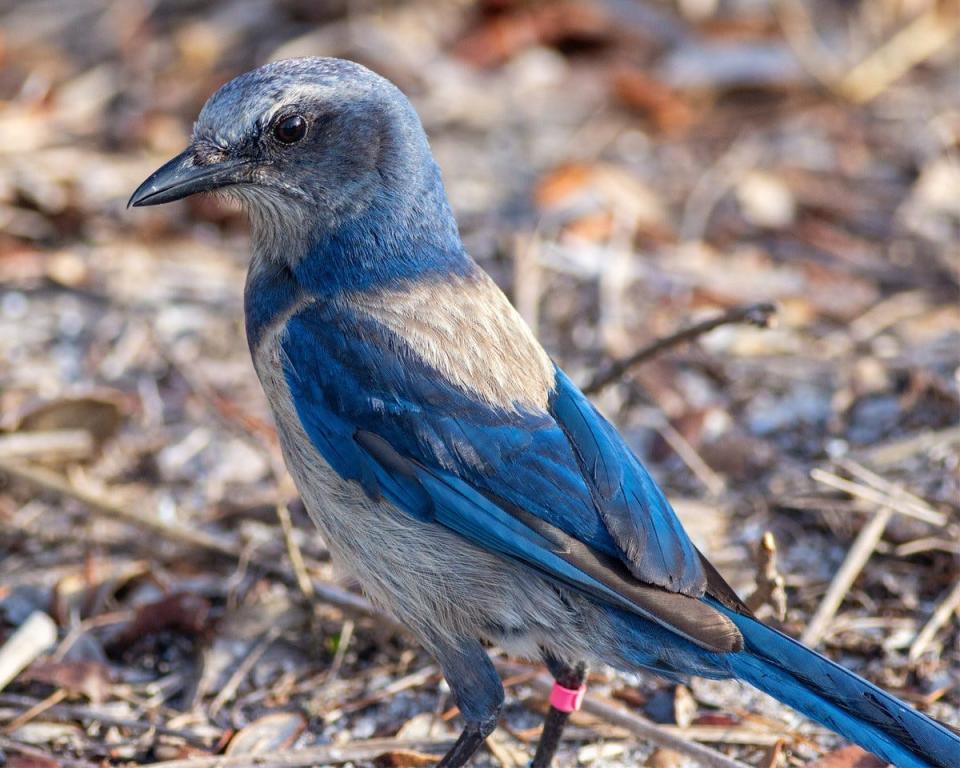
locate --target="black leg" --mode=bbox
[531,655,587,768]
[426,635,504,768]
[438,716,499,768]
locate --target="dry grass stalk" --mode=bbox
[0,612,58,693]
[909,580,960,661]
[801,505,896,647]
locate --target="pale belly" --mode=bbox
[251,332,601,662]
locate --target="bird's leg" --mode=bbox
[530,655,587,768]
[427,635,504,768]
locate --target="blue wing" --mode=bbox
[279,301,737,648]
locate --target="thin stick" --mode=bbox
[637,408,725,496]
[276,500,314,600]
[1,688,67,733]
[810,468,946,527]
[325,618,355,683]
[0,693,216,745]
[909,580,960,661]
[584,302,776,395]
[0,612,57,692]
[139,737,455,768]
[0,429,94,461]
[0,458,242,558]
[0,457,401,630]
[208,626,282,717]
[837,5,960,104]
[863,425,960,467]
[801,505,895,647]
[515,669,751,768]
[0,735,98,768]
[836,458,947,526]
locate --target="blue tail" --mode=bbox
[719,604,959,768]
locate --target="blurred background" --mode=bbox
[0,1,958,766]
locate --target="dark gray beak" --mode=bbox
[128,149,248,208]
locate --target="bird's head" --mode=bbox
[129,58,448,256]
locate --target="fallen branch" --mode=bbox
[0,693,216,745]
[140,737,455,768]
[810,468,946,527]
[502,663,751,768]
[801,505,895,647]
[0,458,241,558]
[0,612,57,692]
[0,429,94,461]
[909,580,960,661]
[584,302,776,395]
[836,4,960,103]
[0,734,98,768]
[0,457,405,632]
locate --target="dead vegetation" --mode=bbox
[0,1,958,766]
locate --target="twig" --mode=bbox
[0,612,57,692]
[837,458,947,526]
[583,303,776,394]
[0,458,242,558]
[0,693,217,745]
[1,688,67,733]
[800,505,895,647]
[139,737,455,768]
[837,4,960,103]
[0,429,94,461]
[862,425,960,467]
[647,726,786,747]
[209,626,282,717]
[513,232,542,336]
[323,665,440,720]
[745,532,787,621]
[325,618,355,683]
[810,468,946,526]
[0,734,98,768]
[0,457,402,631]
[909,580,960,661]
[502,664,751,768]
[276,499,314,601]
[636,408,725,496]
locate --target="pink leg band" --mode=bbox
[549,681,586,713]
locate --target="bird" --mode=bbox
[129,58,959,768]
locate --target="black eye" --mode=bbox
[274,114,307,144]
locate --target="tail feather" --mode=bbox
[719,603,959,768]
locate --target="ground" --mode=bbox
[0,1,958,767]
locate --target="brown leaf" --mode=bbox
[694,712,742,726]
[14,394,126,445]
[611,685,647,708]
[375,750,442,767]
[455,2,610,68]
[22,659,113,703]
[224,712,306,755]
[108,592,211,651]
[5,756,62,768]
[809,746,887,768]
[646,747,685,768]
[613,68,696,133]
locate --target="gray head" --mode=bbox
[129,58,447,256]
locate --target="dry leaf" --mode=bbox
[809,746,887,768]
[22,659,113,703]
[224,711,306,755]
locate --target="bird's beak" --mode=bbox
[128,148,249,208]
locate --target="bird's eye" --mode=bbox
[274,114,307,144]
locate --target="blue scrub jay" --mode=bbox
[130,58,958,767]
